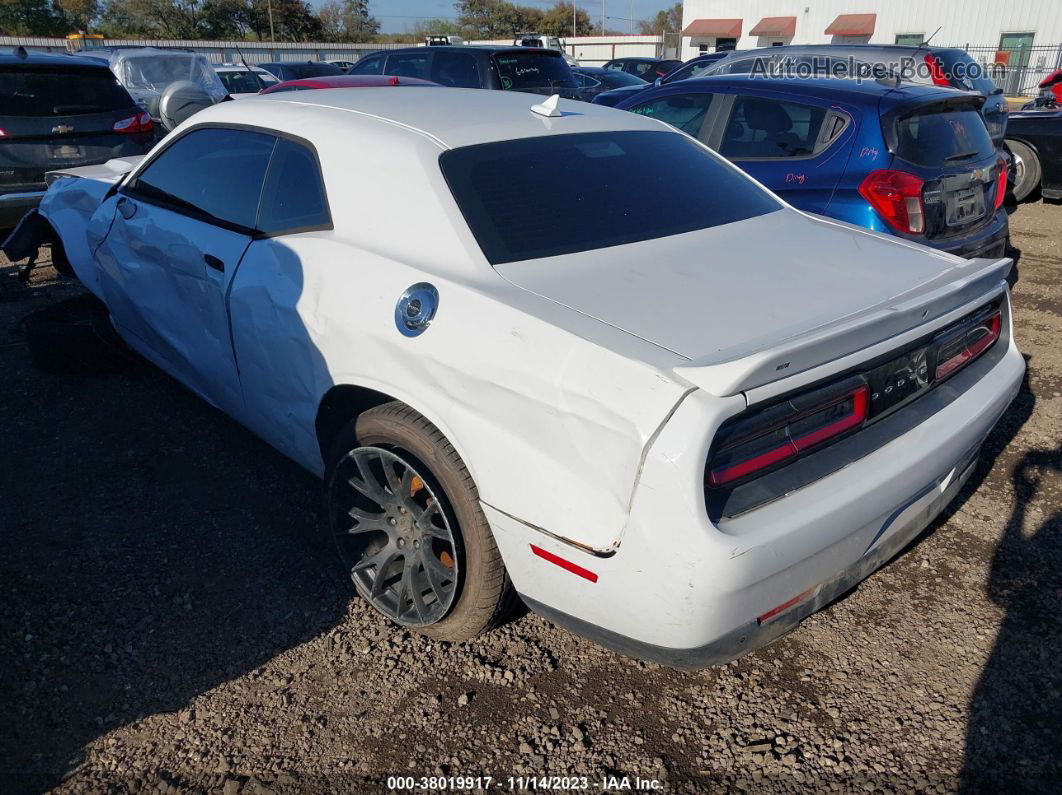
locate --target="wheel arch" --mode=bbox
[1005,135,1043,159]
[314,382,480,487]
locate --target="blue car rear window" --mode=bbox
[440,130,780,264]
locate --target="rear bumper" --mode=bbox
[0,190,45,232]
[490,316,1025,668]
[932,209,1010,260]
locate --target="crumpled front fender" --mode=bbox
[1,208,50,263]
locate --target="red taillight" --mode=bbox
[994,156,1007,210]
[707,384,869,487]
[934,310,1002,381]
[0,128,7,138]
[859,169,925,234]
[113,112,154,134]
[924,53,950,86]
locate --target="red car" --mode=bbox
[258,74,438,94]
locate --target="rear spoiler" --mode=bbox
[674,256,1013,397]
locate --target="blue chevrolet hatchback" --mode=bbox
[616,75,1009,260]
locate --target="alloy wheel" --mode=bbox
[331,446,459,626]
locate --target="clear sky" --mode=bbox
[367,0,677,35]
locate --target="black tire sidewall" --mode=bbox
[1008,140,1041,202]
[323,403,511,642]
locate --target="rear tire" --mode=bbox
[1008,140,1042,203]
[324,402,515,642]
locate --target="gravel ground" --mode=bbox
[1,204,1060,794]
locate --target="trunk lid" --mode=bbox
[494,209,1012,394]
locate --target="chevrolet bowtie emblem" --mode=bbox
[52,124,74,134]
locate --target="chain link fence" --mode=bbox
[956,43,1062,96]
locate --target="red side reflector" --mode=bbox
[530,544,598,582]
[758,588,813,624]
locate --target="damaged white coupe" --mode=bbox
[3,88,1024,668]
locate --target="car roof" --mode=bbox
[203,86,668,149]
[0,49,111,70]
[262,75,439,92]
[674,73,970,105]
[722,43,967,60]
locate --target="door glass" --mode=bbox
[131,127,275,229]
[431,51,480,87]
[258,138,331,235]
[350,56,383,75]
[628,93,714,137]
[385,53,432,79]
[720,96,827,159]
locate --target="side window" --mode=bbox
[719,96,828,159]
[350,56,383,75]
[632,62,655,77]
[431,51,480,88]
[257,138,331,235]
[130,127,275,230]
[629,93,715,137]
[386,53,431,79]
[604,61,623,71]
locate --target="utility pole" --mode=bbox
[268,0,276,43]
[630,0,633,34]
[601,0,604,35]
[572,1,576,38]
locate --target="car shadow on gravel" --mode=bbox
[960,442,1062,792]
[0,343,350,792]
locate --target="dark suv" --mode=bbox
[1,49,154,231]
[349,45,579,99]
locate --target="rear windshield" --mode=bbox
[217,70,269,94]
[0,67,132,117]
[286,63,343,78]
[934,50,1001,95]
[493,52,576,89]
[440,130,780,264]
[894,107,995,167]
[601,70,648,87]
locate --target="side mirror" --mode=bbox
[654,77,663,87]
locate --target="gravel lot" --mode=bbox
[1,204,1060,794]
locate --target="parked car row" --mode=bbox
[2,77,1027,668]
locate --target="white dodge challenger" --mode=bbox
[4,88,1023,668]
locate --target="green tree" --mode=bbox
[55,0,98,30]
[638,1,680,35]
[540,2,591,37]
[319,0,377,41]
[0,0,70,34]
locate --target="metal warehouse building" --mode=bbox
[680,0,1062,90]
